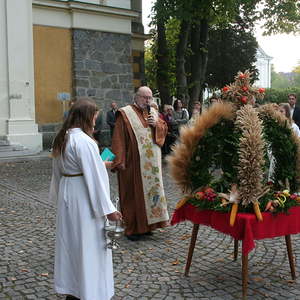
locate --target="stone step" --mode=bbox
[0,144,27,151]
[0,139,9,146]
[0,149,43,160]
[0,145,14,152]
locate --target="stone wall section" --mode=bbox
[73,29,134,112]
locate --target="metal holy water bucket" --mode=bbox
[104,196,124,250]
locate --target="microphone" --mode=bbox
[146,105,151,115]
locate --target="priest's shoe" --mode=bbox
[66,295,80,300]
[126,234,140,241]
[143,231,153,236]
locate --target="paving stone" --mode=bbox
[1,158,300,299]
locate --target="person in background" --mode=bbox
[106,102,118,138]
[171,99,189,137]
[189,101,201,125]
[150,101,159,111]
[162,105,176,155]
[50,98,122,300]
[93,110,103,147]
[209,95,220,106]
[279,102,300,137]
[288,93,300,129]
[111,86,169,241]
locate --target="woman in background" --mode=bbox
[279,102,300,137]
[50,98,121,300]
[171,99,189,137]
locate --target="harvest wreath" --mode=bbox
[168,71,300,226]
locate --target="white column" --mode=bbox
[3,0,42,151]
[0,0,9,136]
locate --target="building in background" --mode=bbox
[0,0,146,153]
[255,46,272,88]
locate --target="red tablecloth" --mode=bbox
[171,204,300,255]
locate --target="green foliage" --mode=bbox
[258,0,300,35]
[186,190,299,214]
[144,40,157,92]
[145,19,179,95]
[206,24,258,89]
[184,107,299,215]
[260,115,298,191]
[149,0,300,108]
[188,119,241,192]
[263,88,300,104]
[271,71,291,89]
[189,196,219,211]
[271,65,300,89]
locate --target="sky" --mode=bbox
[142,0,300,73]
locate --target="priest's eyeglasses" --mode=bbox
[137,94,153,100]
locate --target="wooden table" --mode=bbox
[171,204,300,299]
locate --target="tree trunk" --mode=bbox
[175,20,191,107]
[156,17,171,107]
[188,19,209,112]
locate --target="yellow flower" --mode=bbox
[282,189,290,197]
[146,148,154,158]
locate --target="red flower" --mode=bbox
[222,86,229,92]
[241,96,248,104]
[259,88,265,93]
[290,194,297,200]
[242,86,248,92]
[204,187,214,193]
[239,73,246,79]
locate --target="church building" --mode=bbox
[0,0,146,152]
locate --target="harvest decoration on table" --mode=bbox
[168,70,300,226]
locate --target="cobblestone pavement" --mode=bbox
[1,158,300,299]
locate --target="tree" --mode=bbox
[271,65,291,88]
[291,61,300,87]
[150,0,300,109]
[206,24,258,90]
[144,38,157,92]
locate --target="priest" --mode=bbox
[112,86,169,241]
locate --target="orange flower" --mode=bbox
[195,191,204,200]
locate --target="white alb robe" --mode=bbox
[49,128,116,300]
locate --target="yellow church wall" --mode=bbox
[33,25,72,124]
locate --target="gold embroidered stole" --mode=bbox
[121,105,169,224]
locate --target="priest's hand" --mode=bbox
[104,161,113,169]
[147,114,157,127]
[107,211,122,221]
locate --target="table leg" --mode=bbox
[285,235,296,280]
[184,224,199,276]
[234,239,238,261]
[242,252,248,300]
